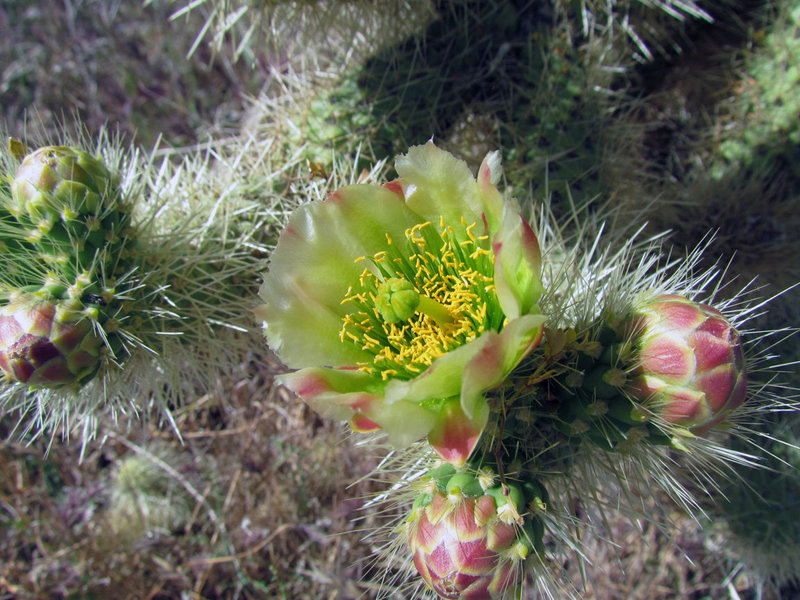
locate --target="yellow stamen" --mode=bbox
[339,220,498,378]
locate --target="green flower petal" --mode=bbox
[277,366,385,421]
[492,205,544,319]
[278,366,436,448]
[370,399,439,449]
[383,335,487,406]
[460,314,546,420]
[395,141,484,229]
[257,184,419,368]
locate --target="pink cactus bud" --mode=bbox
[407,492,523,600]
[627,294,746,433]
[0,296,102,388]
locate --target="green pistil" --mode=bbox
[416,295,454,327]
[375,278,420,322]
[376,277,454,326]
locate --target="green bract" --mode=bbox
[257,142,545,465]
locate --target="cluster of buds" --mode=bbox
[0,144,136,389]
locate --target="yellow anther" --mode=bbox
[470,247,492,259]
[363,333,381,346]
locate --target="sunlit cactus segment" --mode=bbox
[0,295,102,388]
[626,294,747,432]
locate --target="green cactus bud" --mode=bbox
[445,472,484,497]
[427,462,458,492]
[485,483,526,522]
[7,145,134,279]
[10,145,117,223]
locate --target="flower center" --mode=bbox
[340,218,502,380]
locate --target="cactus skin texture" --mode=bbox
[0,294,102,388]
[626,294,746,433]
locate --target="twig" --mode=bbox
[189,523,296,566]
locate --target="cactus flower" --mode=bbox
[256,142,545,465]
[626,294,746,433]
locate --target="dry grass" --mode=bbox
[0,1,264,149]
[561,492,768,600]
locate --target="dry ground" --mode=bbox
[0,351,779,599]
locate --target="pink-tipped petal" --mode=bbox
[350,413,381,432]
[690,329,736,371]
[427,399,485,467]
[695,366,737,413]
[460,314,546,420]
[658,387,708,423]
[476,151,504,234]
[640,334,695,384]
[651,297,707,331]
[492,209,543,320]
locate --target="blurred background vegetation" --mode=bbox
[1,0,799,598]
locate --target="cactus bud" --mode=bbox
[626,294,746,433]
[406,491,524,600]
[0,295,103,388]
